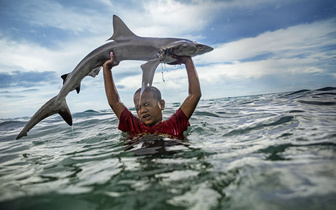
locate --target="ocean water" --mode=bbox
[0,87,335,210]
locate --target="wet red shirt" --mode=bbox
[118,108,190,140]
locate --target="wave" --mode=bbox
[284,86,336,97]
[285,89,311,96]
[257,142,336,161]
[72,109,110,118]
[222,115,296,137]
[294,86,336,106]
[298,100,336,106]
[0,121,27,131]
[315,87,336,91]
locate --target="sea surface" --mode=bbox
[0,87,335,210]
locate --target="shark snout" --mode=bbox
[200,44,214,54]
[205,45,214,52]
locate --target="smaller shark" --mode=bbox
[16,15,213,139]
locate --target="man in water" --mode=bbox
[103,52,201,140]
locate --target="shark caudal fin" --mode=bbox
[16,96,73,140]
[58,99,73,126]
[108,15,138,41]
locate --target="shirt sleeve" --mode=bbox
[166,108,190,138]
[175,108,190,131]
[118,108,141,132]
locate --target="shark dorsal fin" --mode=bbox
[108,15,138,41]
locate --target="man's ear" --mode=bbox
[160,100,165,110]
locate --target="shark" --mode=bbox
[16,15,213,139]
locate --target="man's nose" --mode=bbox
[139,106,147,113]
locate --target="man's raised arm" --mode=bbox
[174,55,202,119]
[103,52,126,119]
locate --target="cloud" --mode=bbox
[11,0,108,34]
[200,18,336,64]
[0,32,112,78]
[114,0,277,37]
[0,71,57,88]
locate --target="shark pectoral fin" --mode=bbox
[61,74,69,85]
[140,59,160,87]
[59,99,73,126]
[61,73,80,93]
[88,66,101,78]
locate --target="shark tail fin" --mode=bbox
[59,99,72,126]
[16,96,73,140]
[108,15,138,41]
[61,74,81,94]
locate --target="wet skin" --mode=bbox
[133,91,165,126]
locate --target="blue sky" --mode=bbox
[0,0,335,118]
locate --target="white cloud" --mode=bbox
[0,34,111,75]
[115,0,278,37]
[197,59,323,83]
[16,0,108,34]
[200,18,336,64]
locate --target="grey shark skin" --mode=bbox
[16,15,213,139]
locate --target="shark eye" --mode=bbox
[197,45,203,50]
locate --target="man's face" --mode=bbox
[133,91,165,126]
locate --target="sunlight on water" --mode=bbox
[0,87,336,209]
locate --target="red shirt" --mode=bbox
[118,108,190,140]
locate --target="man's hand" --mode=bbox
[168,55,192,65]
[103,52,119,70]
[172,55,192,64]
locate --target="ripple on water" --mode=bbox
[0,87,336,209]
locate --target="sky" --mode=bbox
[0,0,335,118]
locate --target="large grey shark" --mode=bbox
[16,15,213,139]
